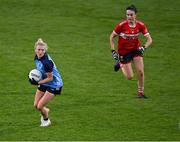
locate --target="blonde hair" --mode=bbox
[34,38,48,51]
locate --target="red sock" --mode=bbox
[138,88,144,96]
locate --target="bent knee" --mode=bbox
[34,104,42,110]
[33,104,38,109]
[137,70,144,77]
[36,104,43,110]
[126,75,133,80]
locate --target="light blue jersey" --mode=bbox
[34,53,63,88]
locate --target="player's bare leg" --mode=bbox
[133,56,146,98]
[121,63,134,80]
[37,92,54,126]
[43,107,50,118]
[34,90,44,109]
[37,91,54,119]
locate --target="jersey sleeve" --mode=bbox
[139,22,149,36]
[44,60,54,72]
[113,23,122,35]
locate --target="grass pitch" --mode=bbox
[0,0,180,141]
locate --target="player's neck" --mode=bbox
[128,20,136,27]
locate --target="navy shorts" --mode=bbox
[38,85,62,95]
[119,50,143,64]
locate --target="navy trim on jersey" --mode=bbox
[34,53,63,88]
[43,60,53,72]
[34,54,53,72]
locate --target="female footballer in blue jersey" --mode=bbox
[29,38,63,127]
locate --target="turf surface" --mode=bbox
[0,0,180,140]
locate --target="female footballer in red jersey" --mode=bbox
[109,5,152,98]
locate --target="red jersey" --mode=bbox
[113,20,149,55]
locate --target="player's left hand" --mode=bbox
[29,78,39,85]
[138,46,146,54]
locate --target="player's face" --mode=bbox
[126,10,136,23]
[35,45,46,58]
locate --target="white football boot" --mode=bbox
[40,118,51,127]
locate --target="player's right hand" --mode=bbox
[29,78,39,85]
[114,60,121,72]
[112,50,119,60]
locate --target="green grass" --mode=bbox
[0,0,180,140]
